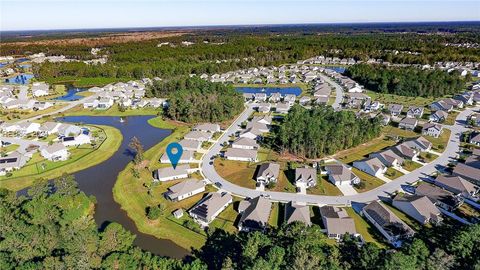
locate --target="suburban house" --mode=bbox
[255,162,280,185]
[40,143,69,161]
[164,179,206,201]
[62,133,91,147]
[0,151,29,175]
[406,106,424,118]
[269,92,282,102]
[97,98,114,109]
[294,167,317,188]
[257,103,272,113]
[189,192,233,226]
[57,123,82,137]
[184,131,212,142]
[299,96,311,105]
[469,132,480,146]
[415,183,463,211]
[320,206,357,240]
[452,163,480,185]
[370,149,404,167]
[254,93,267,102]
[159,150,194,164]
[353,157,387,177]
[435,175,479,201]
[284,202,311,226]
[153,164,190,182]
[246,121,269,133]
[238,196,272,232]
[17,122,41,136]
[429,110,449,123]
[430,100,453,112]
[224,148,258,162]
[388,104,404,116]
[362,201,414,247]
[404,137,432,152]
[392,194,443,225]
[31,82,50,97]
[275,102,291,114]
[284,94,296,105]
[239,128,262,140]
[392,142,419,160]
[231,137,259,150]
[251,115,272,125]
[465,149,480,169]
[422,123,444,138]
[179,139,202,151]
[193,123,220,133]
[325,164,360,186]
[398,117,418,130]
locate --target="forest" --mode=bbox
[0,31,476,86]
[345,64,466,97]
[272,105,382,158]
[161,77,244,123]
[1,175,479,270]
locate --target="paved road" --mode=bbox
[17,93,99,124]
[318,73,343,111]
[201,103,478,206]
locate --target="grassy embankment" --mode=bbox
[0,125,122,191]
[62,104,161,117]
[43,76,134,88]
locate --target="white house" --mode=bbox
[153,165,190,181]
[62,133,91,146]
[353,157,387,177]
[40,143,69,161]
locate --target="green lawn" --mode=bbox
[445,111,460,125]
[382,126,419,139]
[1,104,67,122]
[403,160,422,171]
[214,159,257,189]
[419,152,439,163]
[352,169,385,192]
[345,207,386,248]
[384,203,421,231]
[269,202,281,228]
[426,129,451,153]
[385,167,404,180]
[307,176,343,196]
[0,125,122,191]
[1,144,19,154]
[336,136,396,164]
[366,91,435,107]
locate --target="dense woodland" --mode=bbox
[345,64,467,97]
[272,105,382,158]
[1,175,479,269]
[0,31,477,87]
[160,77,244,123]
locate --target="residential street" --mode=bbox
[201,103,478,206]
[318,73,343,110]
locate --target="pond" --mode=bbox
[53,86,88,101]
[235,86,302,96]
[55,116,189,258]
[4,73,34,84]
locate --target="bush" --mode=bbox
[146,204,164,220]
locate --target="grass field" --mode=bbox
[1,104,66,122]
[1,144,19,153]
[352,168,385,192]
[345,207,386,248]
[336,136,396,164]
[445,111,460,125]
[426,129,451,153]
[403,160,423,171]
[62,104,161,117]
[419,152,439,163]
[307,176,343,196]
[385,167,404,180]
[44,76,134,88]
[0,125,122,191]
[214,159,257,189]
[113,117,215,250]
[366,91,435,107]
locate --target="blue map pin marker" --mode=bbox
[166,142,183,169]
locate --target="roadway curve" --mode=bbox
[201,104,478,206]
[318,73,343,111]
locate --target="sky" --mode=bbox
[1,0,479,31]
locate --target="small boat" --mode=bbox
[119,117,125,123]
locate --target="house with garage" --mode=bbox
[452,163,480,185]
[469,132,480,146]
[294,167,317,188]
[429,110,449,123]
[57,123,82,137]
[255,162,280,185]
[184,130,212,142]
[231,137,259,150]
[353,157,387,177]
[415,183,463,211]
[33,101,53,111]
[370,149,404,167]
[362,201,414,247]
[325,163,360,186]
[164,179,205,201]
[435,175,479,201]
[406,106,424,118]
[62,133,91,147]
[31,82,50,97]
[404,137,432,152]
[284,94,296,105]
[392,194,443,225]
[392,143,419,160]
[238,196,272,232]
[285,202,311,226]
[422,123,444,138]
[17,122,41,136]
[224,148,258,162]
[40,143,69,161]
[193,123,221,133]
[239,128,262,140]
[38,122,61,137]
[0,151,29,175]
[388,104,403,116]
[178,139,202,152]
[257,103,272,113]
[269,92,282,103]
[160,150,195,164]
[430,100,453,112]
[189,192,232,226]
[97,98,114,109]
[153,165,191,182]
[398,117,418,130]
[320,206,357,240]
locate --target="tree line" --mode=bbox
[345,64,466,97]
[160,77,244,123]
[271,105,382,158]
[1,175,479,269]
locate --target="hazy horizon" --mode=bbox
[1,0,479,32]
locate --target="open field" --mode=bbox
[352,168,385,192]
[0,125,122,191]
[366,91,435,107]
[214,159,257,189]
[0,143,19,153]
[336,136,395,164]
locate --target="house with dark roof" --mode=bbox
[320,206,357,240]
[325,164,360,186]
[362,201,414,247]
[392,194,442,225]
[392,143,419,160]
[398,117,418,131]
[189,192,233,226]
[415,183,463,211]
[404,137,432,152]
[255,163,280,185]
[238,196,272,232]
[422,123,443,138]
[452,163,480,185]
[388,104,404,116]
[285,202,311,226]
[469,132,480,146]
[435,175,479,201]
[429,110,449,123]
[370,149,404,167]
